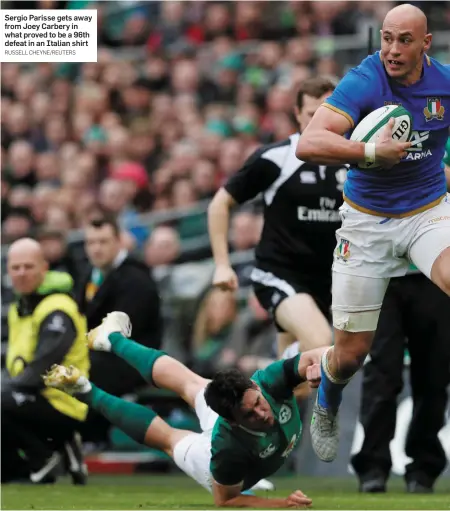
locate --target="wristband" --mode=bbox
[364,142,376,164]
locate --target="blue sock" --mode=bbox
[241,490,255,496]
[317,350,349,414]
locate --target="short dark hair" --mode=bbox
[88,215,120,237]
[204,369,254,422]
[296,76,337,110]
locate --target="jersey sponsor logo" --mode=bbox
[299,171,317,184]
[279,404,292,424]
[405,130,432,161]
[384,101,402,106]
[335,167,347,192]
[259,443,277,459]
[423,97,445,121]
[428,215,450,225]
[281,434,298,458]
[298,197,341,223]
[335,238,351,262]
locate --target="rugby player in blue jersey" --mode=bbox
[296,3,450,463]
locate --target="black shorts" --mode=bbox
[250,264,332,332]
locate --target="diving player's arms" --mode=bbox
[445,165,450,190]
[212,480,312,508]
[296,106,411,169]
[208,188,239,291]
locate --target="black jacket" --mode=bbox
[79,256,162,350]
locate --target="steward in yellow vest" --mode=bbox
[7,270,90,421]
[3,238,90,484]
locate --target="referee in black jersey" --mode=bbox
[208,76,347,356]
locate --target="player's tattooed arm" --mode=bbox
[212,480,312,508]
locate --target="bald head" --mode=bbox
[8,237,48,294]
[380,3,431,86]
[383,4,428,35]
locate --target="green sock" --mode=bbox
[108,332,166,385]
[80,384,157,444]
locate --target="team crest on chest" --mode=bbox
[424,97,445,121]
[279,404,292,424]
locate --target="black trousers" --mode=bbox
[351,274,450,485]
[1,391,81,482]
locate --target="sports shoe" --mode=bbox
[86,311,132,352]
[42,365,91,395]
[251,478,275,491]
[30,452,61,484]
[310,394,339,462]
[63,432,88,485]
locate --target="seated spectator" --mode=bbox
[190,287,237,377]
[144,225,181,268]
[79,215,163,445]
[2,238,89,484]
[218,291,277,376]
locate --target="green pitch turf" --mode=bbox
[2,474,450,509]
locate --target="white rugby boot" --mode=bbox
[251,478,275,491]
[86,311,132,351]
[43,365,91,395]
[310,393,340,462]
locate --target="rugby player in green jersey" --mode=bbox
[44,312,323,508]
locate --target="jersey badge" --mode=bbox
[281,434,298,458]
[335,238,351,262]
[279,404,292,424]
[424,97,445,121]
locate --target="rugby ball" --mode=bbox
[350,105,412,169]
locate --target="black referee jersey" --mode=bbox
[225,133,347,276]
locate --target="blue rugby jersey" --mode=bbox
[324,52,450,217]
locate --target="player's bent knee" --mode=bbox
[332,308,381,332]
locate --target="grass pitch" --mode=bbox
[2,474,450,510]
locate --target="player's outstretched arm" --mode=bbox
[212,481,312,508]
[297,346,328,388]
[208,188,239,291]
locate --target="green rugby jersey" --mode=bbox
[210,355,302,490]
[444,137,450,166]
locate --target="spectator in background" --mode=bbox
[230,211,260,286]
[190,287,237,378]
[36,227,80,287]
[218,291,277,376]
[2,238,89,484]
[2,207,34,243]
[79,215,163,445]
[144,225,181,268]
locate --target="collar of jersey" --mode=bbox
[238,425,267,437]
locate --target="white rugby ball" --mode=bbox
[350,104,412,169]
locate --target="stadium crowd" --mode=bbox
[1,0,450,487]
[3,1,449,252]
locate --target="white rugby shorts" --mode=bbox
[332,195,450,309]
[172,389,218,492]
